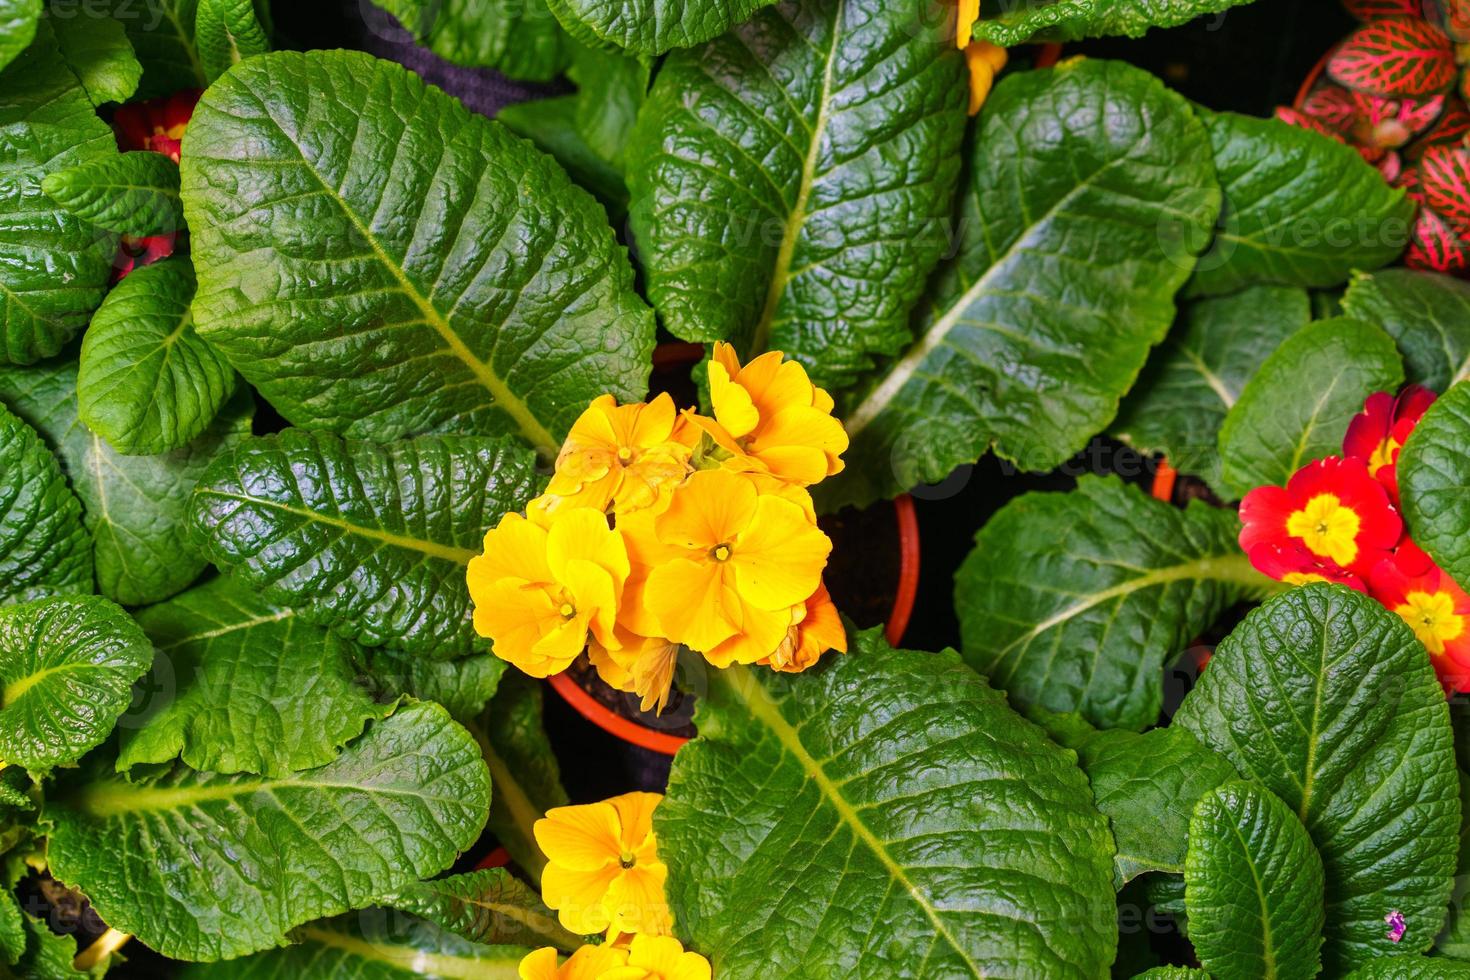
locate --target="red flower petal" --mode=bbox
[1344,391,1397,459]
[1369,541,1470,689]
[1248,541,1368,592]
[1327,17,1457,97]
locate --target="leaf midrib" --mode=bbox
[72,772,467,817]
[294,924,522,979]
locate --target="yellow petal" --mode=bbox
[475,580,564,672]
[535,801,622,870]
[709,358,759,439]
[588,637,636,692]
[626,935,713,980]
[607,791,662,853]
[605,863,673,937]
[730,495,831,609]
[547,508,629,588]
[646,559,739,652]
[628,393,678,448]
[750,405,848,484]
[541,862,620,935]
[528,611,592,674]
[957,0,979,48]
[560,944,634,980]
[471,512,552,588]
[518,947,562,980]
[560,558,620,652]
[656,468,757,551]
[704,600,795,667]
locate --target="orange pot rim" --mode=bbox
[1152,458,1178,503]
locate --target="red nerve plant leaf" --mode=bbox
[1328,16,1457,97]
[1421,144,1470,227]
[1343,0,1427,20]
[1407,205,1470,272]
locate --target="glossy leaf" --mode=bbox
[1112,285,1310,497]
[50,7,142,105]
[627,0,967,388]
[355,647,506,724]
[195,0,269,81]
[48,700,491,961]
[0,595,151,771]
[972,0,1259,44]
[1423,145,1470,229]
[383,869,582,952]
[1343,268,1470,390]
[480,673,567,884]
[119,576,393,777]
[545,0,777,55]
[187,428,539,659]
[369,0,568,81]
[829,59,1218,508]
[1218,318,1403,498]
[658,628,1118,978]
[955,475,1272,730]
[1328,16,1456,97]
[498,95,629,221]
[1175,585,1460,973]
[181,49,654,456]
[42,150,183,238]
[0,405,91,605]
[1347,960,1470,979]
[0,0,38,71]
[1433,771,1470,959]
[1400,382,1470,587]
[1185,781,1326,980]
[103,0,207,98]
[1407,205,1470,274]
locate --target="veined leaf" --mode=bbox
[828,59,1218,508]
[498,96,629,221]
[195,0,269,81]
[1112,285,1310,498]
[0,357,255,607]
[1344,269,1470,391]
[102,0,207,98]
[567,43,646,170]
[1175,585,1460,973]
[478,673,567,884]
[48,700,491,961]
[187,428,539,659]
[1347,960,1470,979]
[627,0,966,388]
[181,49,654,456]
[1423,145,1470,230]
[1187,111,1416,297]
[369,0,568,81]
[0,595,151,772]
[42,150,183,238]
[355,647,506,724]
[1328,16,1457,97]
[0,21,118,366]
[13,912,97,979]
[973,0,1260,45]
[657,628,1118,978]
[1185,781,1326,980]
[382,869,582,952]
[1130,970,1211,979]
[51,7,142,105]
[119,576,393,777]
[1218,318,1403,498]
[1400,382,1470,587]
[955,475,1272,730]
[545,0,778,55]
[0,0,39,71]
[0,890,21,966]
[0,405,91,605]
[1433,771,1470,959]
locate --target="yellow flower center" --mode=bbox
[711,544,732,562]
[1285,493,1361,568]
[1367,437,1400,478]
[558,601,576,620]
[1395,590,1465,655]
[617,445,634,464]
[619,851,637,869]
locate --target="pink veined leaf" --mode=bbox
[1399,93,1449,134]
[1302,83,1359,130]
[1343,0,1428,19]
[1327,16,1457,97]
[1407,205,1470,273]
[1381,149,1406,181]
[1421,143,1470,227]
[1350,91,1446,146]
[1406,96,1470,157]
[1399,163,1425,203]
[1357,142,1391,164]
[1427,0,1470,39]
[1276,106,1350,144]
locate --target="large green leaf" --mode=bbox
[0,0,39,71]
[478,673,567,884]
[1218,318,1403,499]
[369,0,568,81]
[0,357,255,607]
[828,59,1218,508]
[194,0,269,81]
[355,647,506,724]
[1343,269,1470,391]
[0,595,151,771]
[187,428,539,659]
[382,869,582,952]
[104,0,207,98]
[1400,381,1470,587]
[181,49,654,456]
[1434,771,1470,959]
[0,21,118,366]
[657,627,1118,978]
[1188,112,1415,297]
[974,0,1260,44]
[1112,286,1310,498]
[77,258,236,455]
[42,150,184,238]
[119,576,392,777]
[1185,780,1325,980]
[545,0,777,55]
[955,475,1272,730]
[498,96,629,222]
[0,405,91,605]
[1175,585,1460,974]
[51,8,142,105]
[1347,961,1470,979]
[627,0,966,388]
[48,700,491,961]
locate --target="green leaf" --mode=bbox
[1218,318,1403,499]
[0,357,256,607]
[627,0,966,388]
[478,673,567,884]
[567,43,646,169]
[1433,771,1470,959]
[195,0,268,81]
[1130,970,1211,979]
[42,150,184,238]
[497,96,629,221]
[545,0,777,55]
[187,428,539,659]
[1185,780,1325,980]
[0,889,22,966]
[50,6,142,104]
[1347,960,1470,979]
[1112,286,1311,498]
[13,913,95,979]
[355,647,506,724]
[1400,381,1470,587]
[828,59,1218,509]
[181,49,654,456]
[657,627,1118,978]
[0,594,152,772]
[1187,111,1416,298]
[382,869,582,952]
[0,0,39,71]
[955,475,1272,730]
[1343,269,1470,393]
[1175,584,1460,974]
[974,0,1259,44]
[48,700,491,961]
[369,0,569,81]
[119,576,393,777]
[0,21,119,366]
[0,405,92,605]
[103,0,207,98]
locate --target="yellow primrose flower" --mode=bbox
[957,0,979,48]
[964,41,1007,116]
[536,792,673,937]
[696,343,847,487]
[589,630,683,715]
[519,936,712,980]
[762,582,848,673]
[468,508,629,677]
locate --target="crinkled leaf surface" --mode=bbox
[1112,285,1310,498]
[1433,771,1470,959]
[955,475,1271,730]
[103,0,207,98]
[1175,585,1459,974]
[545,0,777,55]
[498,95,629,221]
[355,647,505,724]
[627,0,966,388]
[1218,318,1403,499]
[479,673,566,884]
[369,0,568,81]
[47,700,491,961]
[1400,381,1470,587]
[657,627,1118,978]
[0,357,255,607]
[118,576,392,777]
[42,150,184,238]
[0,595,150,771]
[0,0,38,71]
[194,0,269,81]
[50,9,142,105]
[1185,780,1325,980]
[1188,111,1415,297]
[1343,269,1470,391]
[181,49,654,456]
[829,59,1218,508]
[1130,970,1211,979]
[382,869,581,952]
[1347,960,1470,979]
[0,405,91,605]
[187,428,539,659]
[973,0,1260,44]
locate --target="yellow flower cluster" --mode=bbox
[468,344,850,711]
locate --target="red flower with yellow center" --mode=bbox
[1370,542,1470,692]
[1342,385,1437,503]
[1239,456,1401,580]
[112,90,202,162]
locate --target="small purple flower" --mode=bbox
[1385,910,1407,943]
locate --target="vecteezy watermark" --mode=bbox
[47,0,165,31]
